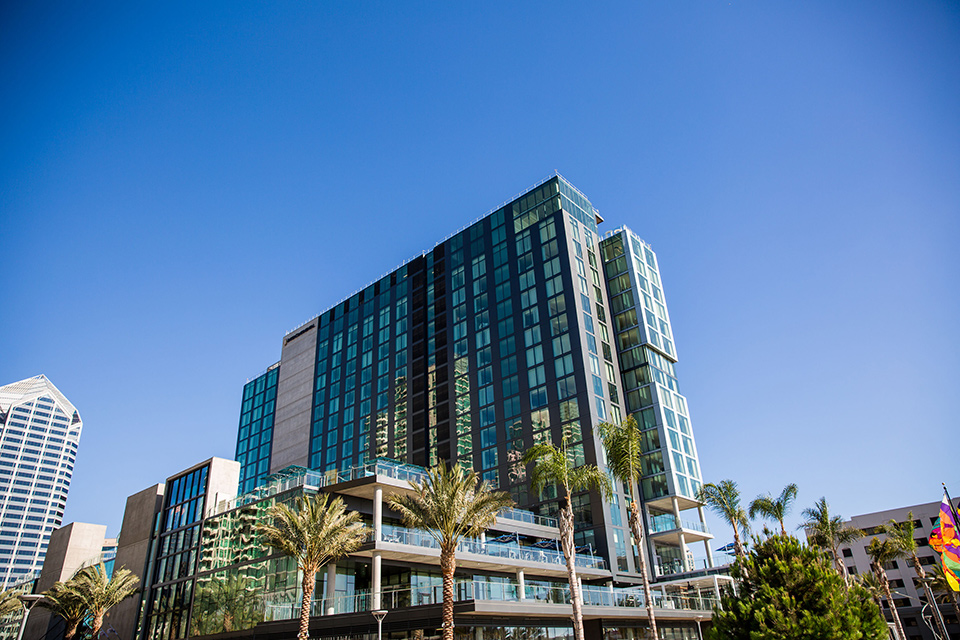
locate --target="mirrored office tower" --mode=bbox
[0,375,82,588]
[236,175,714,583]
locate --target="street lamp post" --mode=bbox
[371,609,387,640]
[694,615,704,640]
[15,594,44,640]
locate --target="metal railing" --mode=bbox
[378,524,605,570]
[264,580,716,621]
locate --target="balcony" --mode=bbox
[648,513,712,544]
[263,580,718,622]
[367,524,606,577]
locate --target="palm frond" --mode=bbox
[0,589,24,618]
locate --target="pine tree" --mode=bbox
[709,534,887,639]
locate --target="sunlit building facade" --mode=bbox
[237,175,715,583]
[0,375,82,589]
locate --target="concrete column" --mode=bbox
[698,506,715,568]
[480,531,486,544]
[374,486,383,541]
[372,551,382,610]
[517,568,525,600]
[326,563,337,615]
[712,574,722,610]
[678,531,689,572]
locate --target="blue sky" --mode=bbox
[1,1,958,548]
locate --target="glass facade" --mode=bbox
[236,174,711,581]
[235,364,279,493]
[0,375,81,589]
[143,464,209,640]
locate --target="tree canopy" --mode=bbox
[709,535,887,640]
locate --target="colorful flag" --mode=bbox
[938,493,960,592]
[929,516,944,552]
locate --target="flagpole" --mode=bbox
[943,483,960,526]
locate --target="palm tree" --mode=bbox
[38,581,88,640]
[884,512,949,639]
[598,416,659,640]
[66,563,140,638]
[257,492,369,640]
[697,480,749,559]
[866,537,907,640]
[927,564,960,624]
[0,589,23,618]
[799,497,863,582]
[856,571,885,612]
[388,463,513,640]
[748,483,798,535]
[523,438,611,640]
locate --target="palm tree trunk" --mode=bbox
[559,504,585,640]
[877,568,906,640]
[911,555,949,640]
[831,544,849,585]
[732,527,745,559]
[92,613,104,639]
[440,543,456,640]
[65,621,79,640]
[298,569,316,640]
[628,490,658,640]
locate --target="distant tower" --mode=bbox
[0,375,82,588]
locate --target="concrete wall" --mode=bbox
[110,484,165,640]
[205,458,240,518]
[270,320,317,472]
[24,522,108,640]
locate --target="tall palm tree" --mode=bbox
[66,563,140,638]
[927,565,960,624]
[800,497,863,582]
[388,463,513,640]
[884,513,949,639]
[598,417,659,640]
[748,483,798,535]
[523,438,611,640]
[697,480,749,559]
[38,581,88,640]
[0,589,23,618]
[257,493,369,640]
[867,537,907,640]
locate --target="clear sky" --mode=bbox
[2,1,958,549]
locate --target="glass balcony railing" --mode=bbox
[378,524,605,570]
[648,514,709,534]
[264,580,717,621]
[497,507,558,529]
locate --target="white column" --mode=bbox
[699,506,714,568]
[517,568,525,600]
[372,551,382,610]
[672,497,689,571]
[712,574,722,610]
[325,563,337,615]
[374,486,383,541]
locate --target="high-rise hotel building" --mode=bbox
[0,375,82,588]
[236,175,714,582]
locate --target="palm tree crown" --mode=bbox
[388,463,513,640]
[257,492,369,640]
[697,480,750,558]
[66,563,140,638]
[800,497,863,581]
[38,581,88,640]
[749,483,798,535]
[0,589,23,618]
